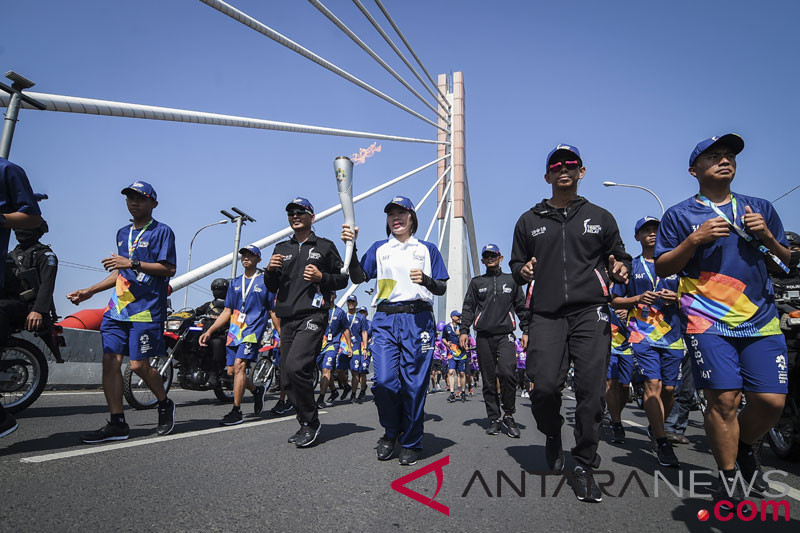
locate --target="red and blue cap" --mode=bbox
[384,195,415,213]
[121,181,157,201]
[634,216,660,236]
[239,244,262,258]
[481,243,501,256]
[546,144,582,169]
[689,133,744,167]
[286,196,314,215]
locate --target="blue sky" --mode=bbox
[3,0,799,314]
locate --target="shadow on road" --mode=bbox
[17,404,112,419]
[418,433,456,460]
[0,426,155,458]
[317,422,373,445]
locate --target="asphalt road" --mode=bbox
[2,385,800,532]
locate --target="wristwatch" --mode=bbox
[130,259,141,272]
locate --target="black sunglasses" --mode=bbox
[287,209,309,217]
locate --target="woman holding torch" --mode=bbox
[341,195,448,466]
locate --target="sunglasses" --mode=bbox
[287,209,309,217]
[548,160,580,172]
[482,253,501,260]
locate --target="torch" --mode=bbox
[334,156,355,274]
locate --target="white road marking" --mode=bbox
[42,391,105,396]
[623,419,645,428]
[769,483,800,502]
[20,412,325,464]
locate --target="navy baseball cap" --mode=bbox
[689,133,744,167]
[358,306,368,313]
[546,144,582,169]
[121,181,157,201]
[450,310,461,317]
[286,196,314,215]
[384,195,416,213]
[634,216,660,236]
[239,245,262,258]
[481,243,501,256]
[347,295,358,303]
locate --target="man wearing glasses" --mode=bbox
[459,244,528,438]
[510,144,631,503]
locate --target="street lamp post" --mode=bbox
[603,181,665,216]
[183,219,229,309]
[221,207,257,279]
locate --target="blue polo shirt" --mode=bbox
[104,219,176,323]
[0,158,41,290]
[325,305,348,344]
[346,312,367,349]
[224,272,273,346]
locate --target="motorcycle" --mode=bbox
[0,323,65,413]
[765,279,800,461]
[122,309,233,410]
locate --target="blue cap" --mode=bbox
[347,295,358,303]
[358,306,368,313]
[285,196,314,215]
[384,195,416,213]
[121,181,157,201]
[481,243,501,256]
[546,144,582,169]
[238,245,262,259]
[689,133,744,167]
[634,216,660,236]
[450,310,461,317]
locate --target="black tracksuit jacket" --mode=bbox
[509,196,632,316]
[459,269,529,336]
[265,232,349,318]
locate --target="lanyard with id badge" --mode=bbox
[300,241,325,309]
[129,220,153,284]
[237,273,258,327]
[639,256,659,320]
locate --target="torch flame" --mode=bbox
[351,142,382,166]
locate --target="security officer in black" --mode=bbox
[194,277,229,387]
[460,243,528,438]
[3,220,58,336]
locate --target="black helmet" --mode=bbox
[786,231,800,246]
[210,278,229,300]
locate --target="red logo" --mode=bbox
[390,455,450,516]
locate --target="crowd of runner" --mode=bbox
[0,132,794,509]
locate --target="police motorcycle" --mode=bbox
[123,279,234,409]
[764,241,800,461]
[1,212,66,413]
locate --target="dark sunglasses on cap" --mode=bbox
[548,160,580,172]
[287,209,309,217]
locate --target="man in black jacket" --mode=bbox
[510,144,631,503]
[460,243,528,438]
[265,197,349,447]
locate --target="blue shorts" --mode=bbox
[350,353,364,373]
[360,355,371,374]
[318,343,339,370]
[448,358,466,373]
[101,317,164,362]
[686,333,788,394]
[607,351,634,385]
[226,342,259,367]
[632,345,683,386]
[337,350,355,371]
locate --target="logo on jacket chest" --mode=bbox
[478,287,488,293]
[307,247,321,261]
[530,226,547,238]
[502,283,512,294]
[583,219,601,235]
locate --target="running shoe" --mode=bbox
[295,422,321,448]
[502,416,521,438]
[657,440,680,468]
[341,384,352,401]
[447,392,456,403]
[82,421,130,444]
[0,413,19,439]
[398,447,418,466]
[611,423,626,444]
[221,408,243,426]
[357,390,366,401]
[712,472,752,516]
[157,398,176,436]
[461,391,466,403]
[486,419,501,435]
[253,386,266,415]
[573,466,602,503]
[326,389,340,406]
[288,426,304,444]
[315,396,326,409]
[271,400,286,415]
[737,441,768,494]
[377,435,397,461]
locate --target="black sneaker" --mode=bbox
[573,466,602,502]
[157,398,176,436]
[325,389,340,407]
[341,384,352,401]
[295,422,321,448]
[221,408,243,426]
[461,391,467,403]
[657,440,680,468]
[545,435,565,473]
[611,423,626,444]
[377,435,397,461]
[271,400,286,415]
[288,426,304,444]
[503,416,521,438]
[646,425,658,453]
[713,473,752,515]
[82,421,130,444]
[0,413,19,439]
[316,396,326,409]
[283,402,295,414]
[447,393,456,403]
[253,386,266,415]
[399,447,418,466]
[486,419,501,435]
[357,390,366,401]
[737,442,769,494]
